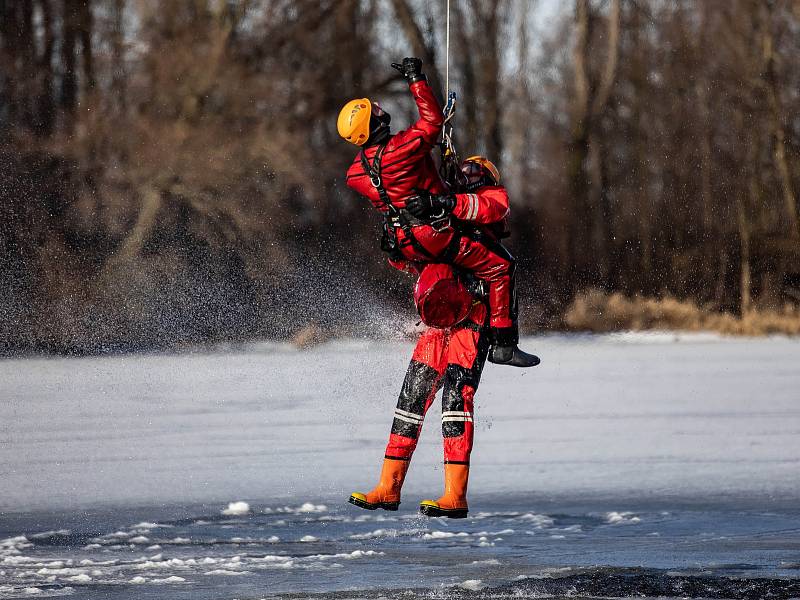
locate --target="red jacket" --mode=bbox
[388,185,510,274]
[451,186,509,224]
[346,80,447,210]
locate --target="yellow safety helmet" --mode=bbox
[337,98,372,146]
[463,155,501,185]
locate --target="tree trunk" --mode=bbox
[590,0,620,117]
[588,135,609,284]
[476,0,504,161]
[61,0,79,112]
[19,0,35,127]
[34,0,56,135]
[738,197,752,315]
[452,1,477,151]
[388,0,445,104]
[770,111,799,238]
[589,0,620,286]
[714,248,729,308]
[696,83,713,233]
[106,187,163,269]
[79,0,95,90]
[569,0,619,288]
[111,0,127,112]
[628,2,652,291]
[567,0,591,288]
[0,1,19,127]
[762,4,800,238]
[505,2,531,203]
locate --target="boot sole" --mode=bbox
[419,503,468,519]
[348,494,399,511]
[488,355,541,367]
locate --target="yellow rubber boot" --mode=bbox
[348,458,409,511]
[419,463,469,519]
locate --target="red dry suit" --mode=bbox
[345,80,517,335]
[383,263,489,465]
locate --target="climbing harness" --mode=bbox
[358,1,466,262]
[360,145,439,260]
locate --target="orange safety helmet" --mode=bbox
[337,98,372,146]
[413,264,474,329]
[461,155,501,185]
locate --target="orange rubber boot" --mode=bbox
[419,463,469,518]
[348,458,409,511]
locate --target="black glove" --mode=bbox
[405,189,455,220]
[391,57,425,84]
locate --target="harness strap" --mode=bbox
[439,232,462,264]
[360,145,437,260]
[359,145,393,211]
[454,319,482,333]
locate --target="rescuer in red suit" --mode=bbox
[347,166,540,519]
[337,57,538,369]
[349,261,490,519]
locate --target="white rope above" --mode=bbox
[445,0,450,98]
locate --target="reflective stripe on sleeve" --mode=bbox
[466,194,479,220]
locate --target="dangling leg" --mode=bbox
[451,233,539,368]
[420,306,490,518]
[349,328,448,511]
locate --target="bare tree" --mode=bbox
[568,0,620,286]
[760,1,800,238]
[389,0,445,102]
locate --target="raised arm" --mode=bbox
[391,57,444,150]
[406,80,444,145]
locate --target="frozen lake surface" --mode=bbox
[1,334,799,598]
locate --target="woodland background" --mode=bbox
[1,0,800,355]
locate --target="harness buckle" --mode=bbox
[370,175,382,189]
[429,215,452,233]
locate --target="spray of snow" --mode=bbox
[150,576,186,584]
[263,503,328,514]
[605,511,641,525]
[222,501,250,516]
[459,579,484,591]
[203,569,250,576]
[518,513,555,528]
[129,536,150,544]
[349,528,428,540]
[421,531,470,540]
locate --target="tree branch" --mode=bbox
[388,0,445,104]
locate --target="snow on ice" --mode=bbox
[0,334,799,513]
[222,501,250,516]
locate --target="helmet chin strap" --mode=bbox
[464,175,494,192]
[366,122,391,146]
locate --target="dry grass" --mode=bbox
[564,289,800,336]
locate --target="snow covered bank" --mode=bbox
[1,335,799,511]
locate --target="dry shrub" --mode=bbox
[564,289,800,336]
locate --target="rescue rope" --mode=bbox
[445,0,450,98]
[439,0,460,188]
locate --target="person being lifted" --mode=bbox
[347,154,538,520]
[337,57,537,367]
